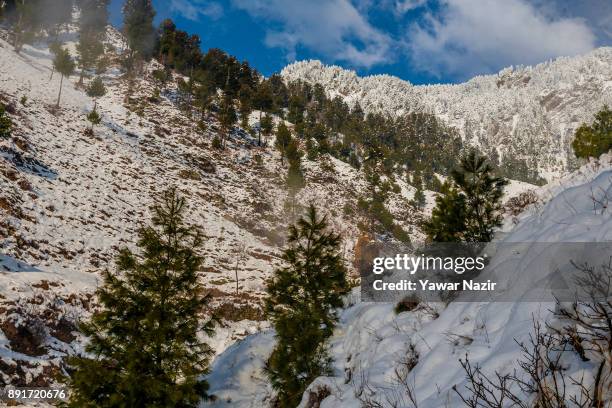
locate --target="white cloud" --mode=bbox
[170,0,223,21]
[407,0,597,78]
[395,0,428,14]
[231,0,393,68]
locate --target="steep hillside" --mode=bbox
[206,153,612,408]
[282,50,612,181]
[0,30,425,388]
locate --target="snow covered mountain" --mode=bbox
[1,21,611,407]
[282,50,612,181]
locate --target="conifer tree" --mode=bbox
[275,122,291,164]
[266,205,349,408]
[77,32,104,83]
[285,139,304,191]
[53,47,75,107]
[122,0,155,64]
[86,109,101,130]
[572,105,612,159]
[0,104,12,139]
[423,151,507,242]
[218,94,237,148]
[253,81,273,145]
[238,84,252,129]
[65,187,215,407]
[12,0,42,52]
[412,188,426,210]
[260,113,273,146]
[78,0,109,35]
[86,76,106,111]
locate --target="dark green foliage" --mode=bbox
[260,113,273,145]
[218,94,237,147]
[77,33,104,82]
[122,0,156,61]
[265,206,349,408]
[53,47,76,107]
[253,81,274,145]
[285,139,304,191]
[412,188,426,210]
[156,19,201,72]
[357,166,407,240]
[65,188,215,407]
[275,122,292,162]
[572,105,612,159]
[0,104,12,139]
[77,0,110,35]
[238,84,252,127]
[152,69,170,89]
[86,77,107,97]
[86,109,101,129]
[11,0,42,52]
[424,151,508,242]
[86,76,107,110]
[211,135,222,149]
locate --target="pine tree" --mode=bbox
[77,18,106,84]
[572,105,612,159]
[53,47,75,107]
[78,0,109,35]
[86,109,101,130]
[260,113,273,146]
[412,188,426,210]
[265,205,349,408]
[423,151,507,242]
[86,76,106,111]
[0,104,12,139]
[12,0,42,52]
[77,32,104,83]
[122,0,155,64]
[218,94,237,148]
[275,122,291,164]
[285,139,304,190]
[238,84,252,129]
[65,187,215,407]
[253,81,273,145]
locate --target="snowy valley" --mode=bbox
[0,12,610,408]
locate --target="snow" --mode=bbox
[282,50,612,180]
[205,154,612,407]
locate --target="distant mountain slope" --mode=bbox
[281,48,612,181]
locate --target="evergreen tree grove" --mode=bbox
[424,150,507,242]
[265,205,349,407]
[65,187,215,407]
[572,105,612,159]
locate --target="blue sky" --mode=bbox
[110,0,612,84]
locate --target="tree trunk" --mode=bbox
[258,111,262,146]
[56,74,64,108]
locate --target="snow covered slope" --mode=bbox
[282,50,612,181]
[0,27,429,388]
[205,153,612,407]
